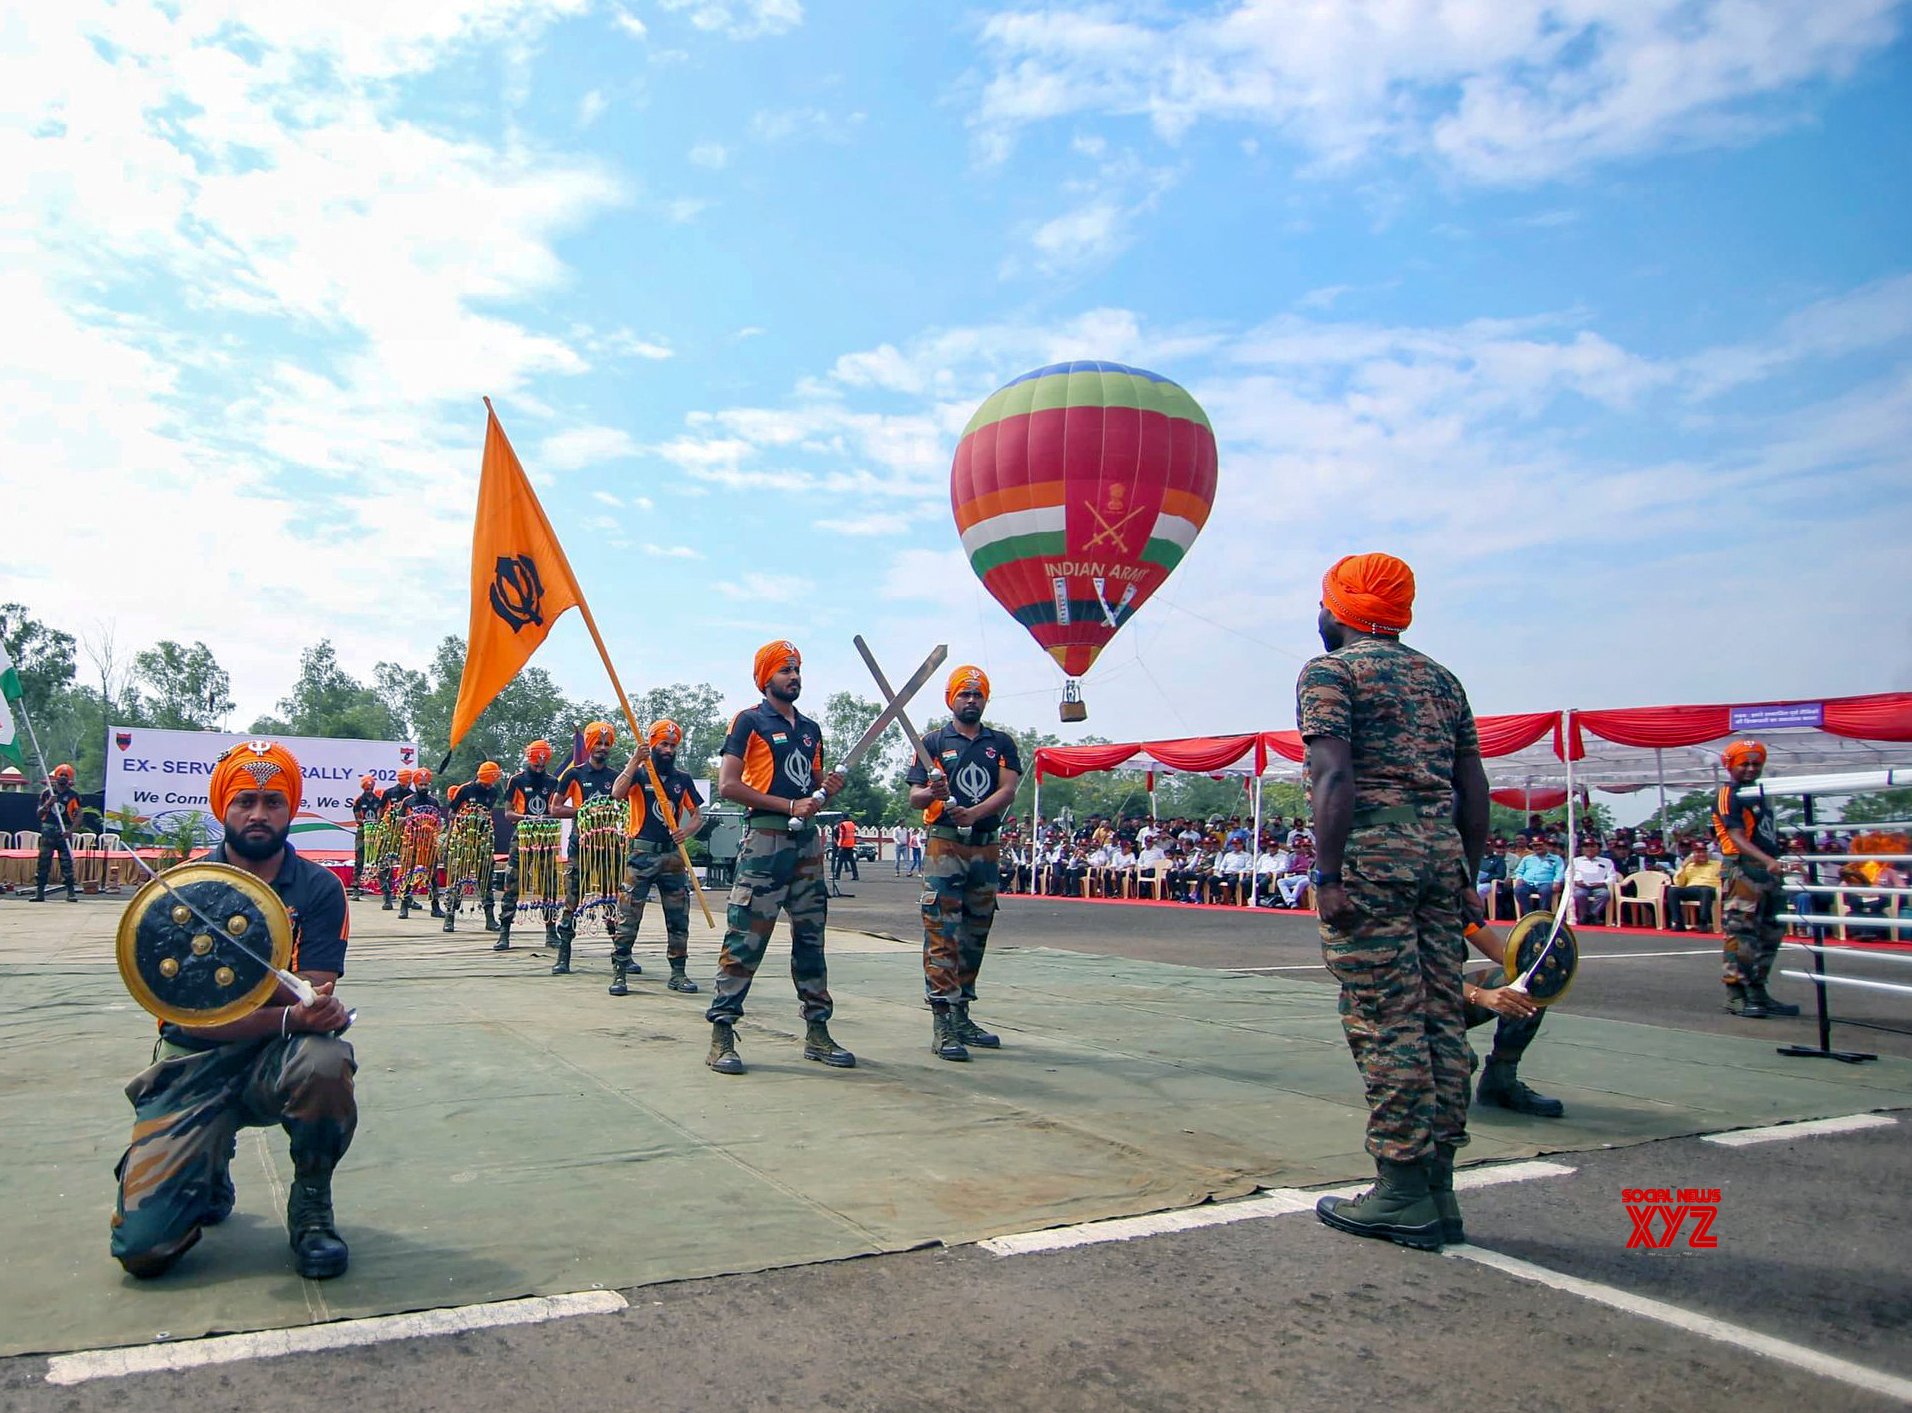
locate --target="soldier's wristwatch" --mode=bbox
[1308,868,1341,887]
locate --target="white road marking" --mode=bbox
[980,1160,1575,1256]
[43,1290,628,1386]
[1702,1113,1898,1147]
[1446,1244,1912,1404]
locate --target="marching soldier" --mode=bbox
[441,762,502,935]
[396,767,444,921]
[704,640,851,1075]
[376,767,415,910]
[550,722,621,976]
[348,774,381,899]
[1301,553,1491,1251]
[34,762,83,902]
[607,720,704,996]
[907,666,1021,1061]
[1714,740,1799,1019]
[495,740,561,951]
[110,740,357,1282]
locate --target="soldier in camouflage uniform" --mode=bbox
[703,641,851,1074]
[608,719,704,996]
[33,763,82,902]
[1301,553,1491,1251]
[494,740,561,951]
[907,665,1022,1061]
[1713,739,1799,1019]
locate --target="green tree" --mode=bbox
[0,603,78,708]
[255,640,404,742]
[133,640,234,730]
[369,635,598,782]
[821,690,901,824]
[627,681,728,780]
[1839,789,1912,825]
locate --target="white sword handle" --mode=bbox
[786,764,843,831]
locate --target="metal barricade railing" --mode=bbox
[1773,941,1912,1063]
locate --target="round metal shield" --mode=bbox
[115,862,292,1026]
[1502,911,1579,1007]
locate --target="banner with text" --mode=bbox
[105,726,419,852]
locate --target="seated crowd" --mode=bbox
[997,814,1318,908]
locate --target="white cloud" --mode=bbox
[592,490,624,507]
[713,571,813,602]
[750,107,866,143]
[817,512,912,536]
[579,89,608,126]
[539,426,641,470]
[642,543,704,559]
[663,196,710,222]
[689,140,731,168]
[661,0,803,40]
[632,494,656,511]
[971,0,1901,183]
[611,5,647,39]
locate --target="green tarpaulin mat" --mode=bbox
[4,908,1909,1357]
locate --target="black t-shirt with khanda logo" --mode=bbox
[722,700,825,808]
[378,785,413,818]
[907,723,1023,833]
[556,762,621,809]
[350,789,382,825]
[628,768,703,845]
[448,780,500,813]
[505,770,559,818]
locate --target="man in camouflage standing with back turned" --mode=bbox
[1302,553,1491,1251]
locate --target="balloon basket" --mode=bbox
[1059,679,1087,723]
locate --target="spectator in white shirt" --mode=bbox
[892,822,909,874]
[1570,838,1618,924]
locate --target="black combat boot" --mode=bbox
[1746,980,1799,1017]
[430,897,444,918]
[492,921,512,952]
[549,936,572,975]
[1476,1057,1565,1117]
[484,902,499,933]
[544,922,560,949]
[398,894,411,920]
[953,1002,1000,1049]
[803,1020,856,1068]
[32,879,46,902]
[608,957,629,996]
[1423,1142,1462,1244]
[1315,1157,1444,1250]
[667,960,699,993]
[706,1020,744,1075]
[205,1132,238,1226]
[286,1169,350,1280]
[1723,982,1748,1015]
[931,1005,969,1062]
[381,891,393,911]
[66,879,78,902]
[442,908,456,934]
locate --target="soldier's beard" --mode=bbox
[227,823,289,861]
[769,680,800,704]
[954,705,983,726]
[652,749,676,775]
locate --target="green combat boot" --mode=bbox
[1723,982,1748,1015]
[442,909,456,933]
[803,1020,856,1068]
[1423,1142,1462,1244]
[549,936,571,975]
[1745,981,1799,1018]
[544,922,560,949]
[931,1006,969,1062]
[492,922,512,952]
[608,957,630,996]
[483,903,499,933]
[1315,1158,1444,1250]
[706,1021,744,1075]
[953,1002,1000,1049]
[667,961,699,993]
[1476,1058,1565,1118]
[286,1169,349,1280]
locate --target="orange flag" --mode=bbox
[449,401,585,748]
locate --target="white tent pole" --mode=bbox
[1655,747,1668,839]
[1250,774,1263,908]
[1562,709,1577,921]
[1033,773,1042,896]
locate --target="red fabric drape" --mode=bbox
[1032,734,1263,781]
[1032,743,1141,781]
[1572,691,1912,754]
[1491,787,1568,810]
[1264,711,1559,766]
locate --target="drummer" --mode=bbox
[396,767,444,920]
[441,762,503,935]
[110,740,357,1281]
[375,767,415,910]
[495,740,562,951]
[550,722,622,976]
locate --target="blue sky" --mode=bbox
[5,0,1910,750]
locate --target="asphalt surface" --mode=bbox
[5,880,1908,1411]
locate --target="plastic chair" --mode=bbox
[1616,870,1668,929]
[1134,862,1171,900]
[13,830,36,850]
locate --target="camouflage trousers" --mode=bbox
[921,835,1000,1005]
[110,1033,357,1270]
[1721,858,1785,987]
[1319,819,1472,1164]
[443,859,495,919]
[613,845,691,963]
[497,850,556,928]
[706,824,833,1024]
[35,832,75,889]
[1463,966,1543,1063]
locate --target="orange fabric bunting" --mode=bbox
[945,665,990,707]
[754,640,800,692]
[648,719,683,749]
[583,721,615,752]
[209,740,303,820]
[1321,553,1415,635]
[1721,739,1767,769]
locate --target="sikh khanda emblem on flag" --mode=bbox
[951,360,1217,680]
[448,402,585,748]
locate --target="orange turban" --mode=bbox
[209,740,303,819]
[648,719,683,749]
[359,774,376,790]
[413,766,433,786]
[1722,739,1767,769]
[526,740,553,767]
[476,761,502,785]
[946,665,990,707]
[583,720,616,752]
[396,767,415,787]
[1321,553,1415,635]
[51,763,75,782]
[754,639,800,692]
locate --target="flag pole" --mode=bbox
[571,598,716,928]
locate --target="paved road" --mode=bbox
[6,882,1907,1410]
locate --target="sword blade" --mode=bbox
[853,635,941,777]
[834,643,946,773]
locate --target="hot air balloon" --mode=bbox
[951,361,1217,720]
